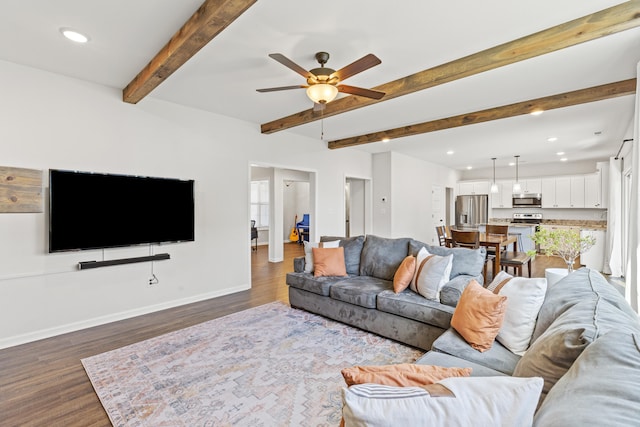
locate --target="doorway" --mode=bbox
[250,165,315,263]
[345,177,368,237]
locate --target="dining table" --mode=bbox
[446,232,518,278]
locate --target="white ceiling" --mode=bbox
[1,0,638,172]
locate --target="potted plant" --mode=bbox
[527,228,596,273]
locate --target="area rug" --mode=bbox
[82,302,424,426]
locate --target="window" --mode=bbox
[251,180,269,228]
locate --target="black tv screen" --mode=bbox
[49,169,194,252]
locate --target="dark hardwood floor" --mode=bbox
[0,242,568,427]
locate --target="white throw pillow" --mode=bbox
[342,376,543,427]
[410,247,453,300]
[487,271,548,355]
[303,240,339,273]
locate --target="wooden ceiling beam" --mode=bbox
[327,78,637,149]
[123,0,256,104]
[261,1,640,134]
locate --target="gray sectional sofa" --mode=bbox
[286,234,487,350]
[287,235,640,425]
[418,267,640,426]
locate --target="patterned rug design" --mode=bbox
[82,302,424,426]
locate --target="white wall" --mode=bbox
[0,60,372,348]
[372,152,459,242]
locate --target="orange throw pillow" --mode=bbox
[451,279,507,352]
[312,247,348,277]
[341,363,472,387]
[393,255,416,293]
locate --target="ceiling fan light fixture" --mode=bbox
[306,83,338,104]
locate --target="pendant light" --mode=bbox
[490,158,499,193]
[512,155,522,194]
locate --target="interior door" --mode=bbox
[345,178,366,237]
[431,185,445,245]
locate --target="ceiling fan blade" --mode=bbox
[331,54,381,81]
[337,84,385,100]
[256,85,307,93]
[268,53,315,79]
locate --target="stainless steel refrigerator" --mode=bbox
[455,194,488,230]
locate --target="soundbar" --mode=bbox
[78,253,170,270]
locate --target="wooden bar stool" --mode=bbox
[500,251,532,277]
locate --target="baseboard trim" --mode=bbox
[0,284,250,350]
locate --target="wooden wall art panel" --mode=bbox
[0,166,43,213]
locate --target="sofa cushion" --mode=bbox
[533,331,640,427]
[393,255,416,293]
[532,268,634,343]
[329,276,393,309]
[410,247,453,300]
[431,329,521,375]
[377,289,455,329]
[321,235,365,275]
[439,275,478,307]
[312,247,348,277]
[285,272,347,296]
[415,351,507,377]
[303,240,340,273]
[450,280,507,352]
[513,297,640,407]
[409,239,486,279]
[342,377,543,427]
[487,271,547,356]
[359,235,411,281]
[341,363,471,387]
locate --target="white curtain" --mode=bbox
[625,62,640,312]
[605,157,622,276]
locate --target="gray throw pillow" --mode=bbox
[359,235,411,281]
[534,331,640,427]
[320,235,365,275]
[513,297,640,408]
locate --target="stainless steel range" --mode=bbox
[511,213,542,225]
[510,213,542,252]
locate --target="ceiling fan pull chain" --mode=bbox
[320,109,324,140]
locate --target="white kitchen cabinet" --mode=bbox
[542,177,571,208]
[580,229,606,271]
[458,181,490,195]
[490,180,513,208]
[585,172,605,208]
[522,179,542,194]
[570,176,585,208]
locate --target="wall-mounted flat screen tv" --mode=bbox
[49,169,194,252]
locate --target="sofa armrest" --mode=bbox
[440,274,483,307]
[293,256,306,273]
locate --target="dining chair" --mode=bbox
[435,225,448,247]
[450,229,480,249]
[483,224,512,281]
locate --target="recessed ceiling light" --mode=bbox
[60,28,89,43]
[556,151,565,155]
[530,110,544,116]
[547,137,558,142]
[508,162,515,166]
[466,166,473,170]
[381,137,390,143]
[560,157,568,162]
[446,150,454,155]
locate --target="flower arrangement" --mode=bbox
[528,228,596,273]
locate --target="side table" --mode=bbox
[545,268,569,287]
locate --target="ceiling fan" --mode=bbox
[256,51,385,111]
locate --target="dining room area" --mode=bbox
[435,224,577,283]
